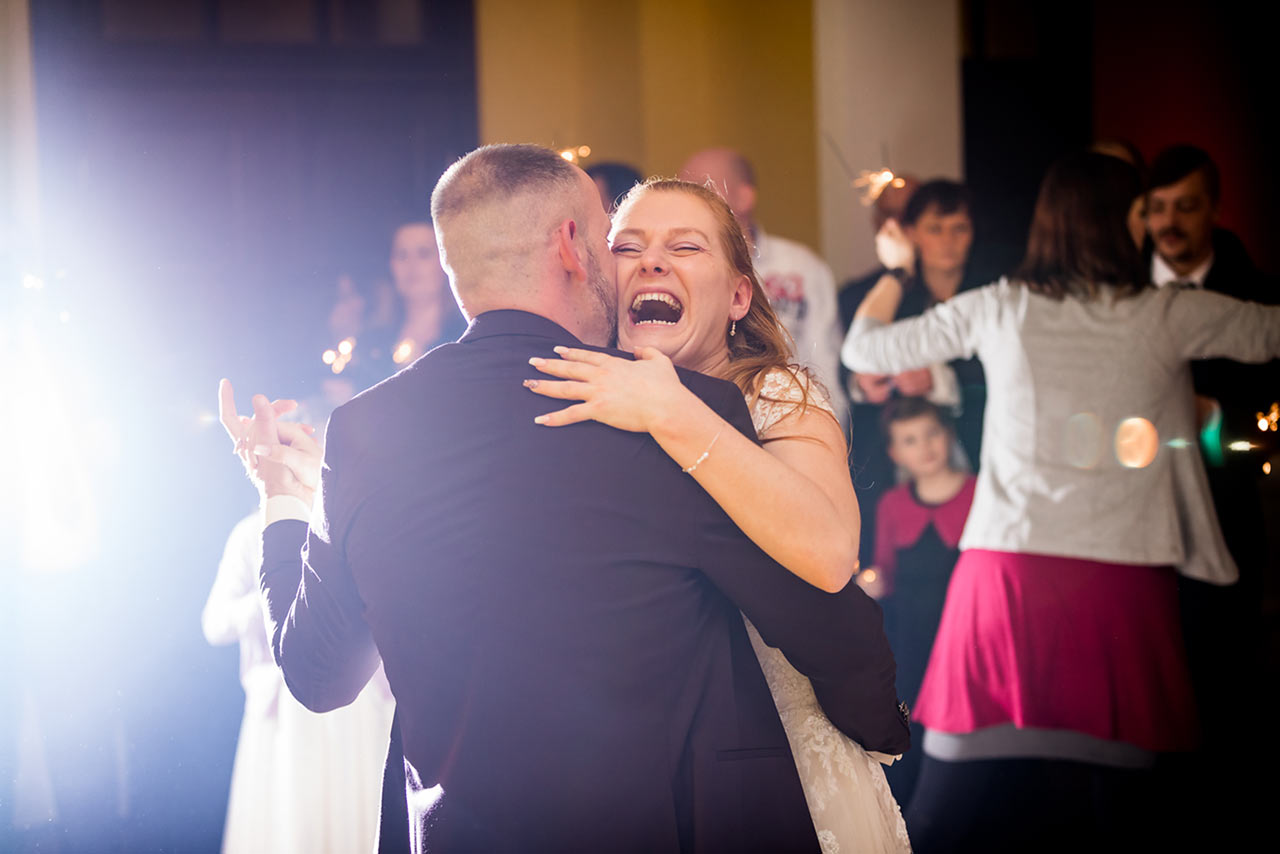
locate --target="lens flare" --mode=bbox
[1115,417,1159,469]
[1064,412,1103,469]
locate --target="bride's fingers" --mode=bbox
[550,346,612,365]
[528,356,599,381]
[633,346,672,364]
[532,402,593,427]
[522,378,591,401]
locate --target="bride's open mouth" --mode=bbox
[629,291,684,326]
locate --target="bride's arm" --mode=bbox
[527,347,859,593]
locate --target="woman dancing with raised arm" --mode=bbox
[526,178,910,853]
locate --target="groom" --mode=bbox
[226,144,907,852]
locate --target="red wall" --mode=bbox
[1093,0,1274,272]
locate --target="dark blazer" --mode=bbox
[260,310,907,853]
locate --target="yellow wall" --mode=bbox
[475,0,820,248]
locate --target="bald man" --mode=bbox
[222,144,907,852]
[681,147,848,427]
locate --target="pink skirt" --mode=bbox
[913,549,1198,753]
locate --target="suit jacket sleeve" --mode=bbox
[260,405,381,712]
[691,381,910,755]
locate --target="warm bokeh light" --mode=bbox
[337,337,355,356]
[321,349,337,365]
[1265,461,1273,475]
[852,167,901,205]
[1227,441,1255,452]
[861,569,878,583]
[1115,417,1159,469]
[577,145,591,158]
[1258,403,1279,432]
[392,339,414,364]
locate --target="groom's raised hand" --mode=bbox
[219,379,321,506]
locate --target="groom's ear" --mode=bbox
[554,218,588,281]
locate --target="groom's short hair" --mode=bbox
[430,144,585,300]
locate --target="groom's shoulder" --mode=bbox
[325,342,462,431]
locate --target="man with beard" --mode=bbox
[219,144,905,853]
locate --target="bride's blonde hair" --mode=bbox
[613,178,821,420]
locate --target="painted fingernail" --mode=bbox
[533,415,548,425]
[553,346,568,354]
[523,379,539,389]
[253,445,271,457]
[529,357,544,366]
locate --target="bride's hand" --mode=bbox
[524,345,691,433]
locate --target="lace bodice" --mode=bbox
[749,367,836,437]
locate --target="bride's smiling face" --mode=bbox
[611,190,752,376]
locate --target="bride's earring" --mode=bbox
[729,320,737,337]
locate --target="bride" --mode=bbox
[525,178,911,854]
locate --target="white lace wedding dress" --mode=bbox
[744,368,912,854]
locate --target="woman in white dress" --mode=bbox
[204,512,396,854]
[526,178,911,853]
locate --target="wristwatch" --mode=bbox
[886,267,910,286]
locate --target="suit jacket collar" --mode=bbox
[460,310,586,345]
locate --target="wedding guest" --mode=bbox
[204,501,394,854]
[857,397,974,806]
[324,220,466,396]
[844,150,1280,851]
[584,161,643,212]
[840,180,987,570]
[1145,143,1279,835]
[681,147,848,427]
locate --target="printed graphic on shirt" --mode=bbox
[762,272,809,321]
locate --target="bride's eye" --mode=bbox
[671,244,704,254]
[611,245,641,255]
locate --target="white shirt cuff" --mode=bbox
[262,493,312,527]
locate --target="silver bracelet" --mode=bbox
[682,429,722,474]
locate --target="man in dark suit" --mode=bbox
[1146,144,1277,846]
[223,144,907,852]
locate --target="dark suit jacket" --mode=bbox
[260,310,907,852]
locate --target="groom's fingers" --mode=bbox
[532,402,593,427]
[253,442,321,490]
[522,379,591,401]
[276,421,322,457]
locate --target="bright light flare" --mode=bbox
[6,322,101,572]
[1227,440,1255,452]
[21,272,44,290]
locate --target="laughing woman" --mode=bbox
[526,178,911,854]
